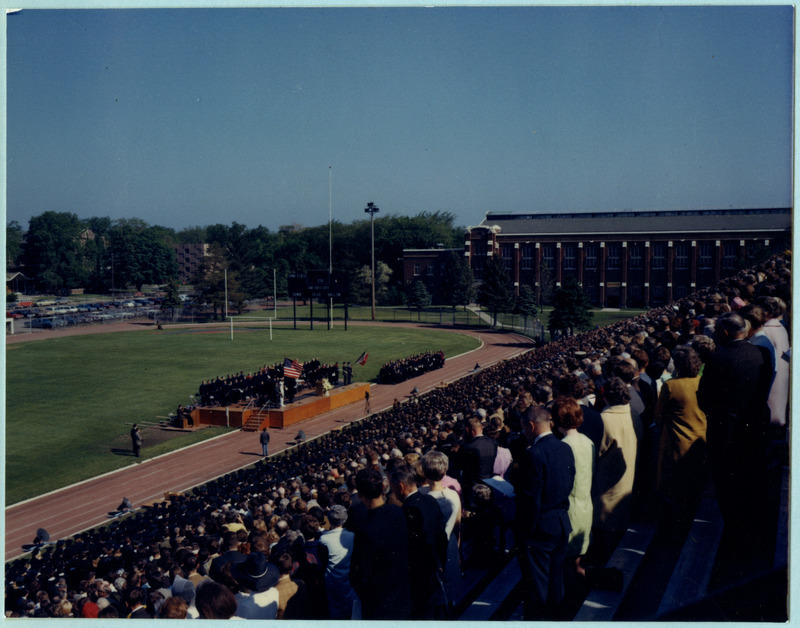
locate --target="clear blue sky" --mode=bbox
[5,5,794,232]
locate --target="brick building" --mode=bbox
[173,243,209,282]
[403,208,791,308]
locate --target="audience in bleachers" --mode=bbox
[4,255,789,619]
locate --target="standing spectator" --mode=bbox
[698,312,774,577]
[592,377,639,563]
[461,417,498,502]
[419,451,462,609]
[389,463,447,619]
[512,404,575,620]
[349,467,411,620]
[260,428,271,457]
[130,424,142,458]
[550,397,594,573]
[319,505,358,620]
[654,346,707,532]
[755,296,791,431]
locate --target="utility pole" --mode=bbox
[364,202,380,320]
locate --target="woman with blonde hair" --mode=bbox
[419,450,462,609]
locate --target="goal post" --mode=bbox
[227,316,279,340]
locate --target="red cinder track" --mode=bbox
[5,322,533,561]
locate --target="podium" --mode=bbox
[191,383,370,432]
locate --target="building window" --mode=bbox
[699,243,713,270]
[563,244,576,271]
[606,243,621,270]
[542,245,555,271]
[413,263,420,277]
[472,240,487,257]
[426,264,434,276]
[722,242,738,270]
[674,243,689,270]
[652,243,666,270]
[521,245,534,270]
[585,244,598,270]
[501,245,514,272]
[629,244,643,270]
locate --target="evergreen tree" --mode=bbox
[407,280,432,321]
[539,261,556,305]
[547,275,594,336]
[477,254,515,326]
[514,284,538,328]
[441,252,475,320]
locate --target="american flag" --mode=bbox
[283,358,303,379]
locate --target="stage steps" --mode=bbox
[243,409,268,432]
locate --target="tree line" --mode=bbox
[8,210,594,334]
[7,210,462,303]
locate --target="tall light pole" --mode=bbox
[364,202,379,320]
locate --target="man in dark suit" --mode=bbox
[125,587,152,619]
[130,424,142,458]
[349,467,411,620]
[698,311,775,575]
[209,530,247,581]
[390,463,447,619]
[512,404,575,620]
[461,416,498,502]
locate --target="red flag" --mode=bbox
[283,358,303,378]
[356,351,368,366]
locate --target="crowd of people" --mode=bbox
[378,350,446,385]
[5,255,789,620]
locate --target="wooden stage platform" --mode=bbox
[191,383,370,431]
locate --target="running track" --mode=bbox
[5,325,533,561]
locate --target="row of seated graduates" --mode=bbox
[378,350,445,384]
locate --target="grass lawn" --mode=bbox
[5,325,479,504]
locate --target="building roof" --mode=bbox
[475,208,792,238]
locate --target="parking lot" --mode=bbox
[7,298,165,333]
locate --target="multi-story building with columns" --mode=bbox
[403,208,791,308]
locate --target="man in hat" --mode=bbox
[130,424,142,458]
[232,551,280,619]
[320,504,358,619]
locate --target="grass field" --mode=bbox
[5,325,480,504]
